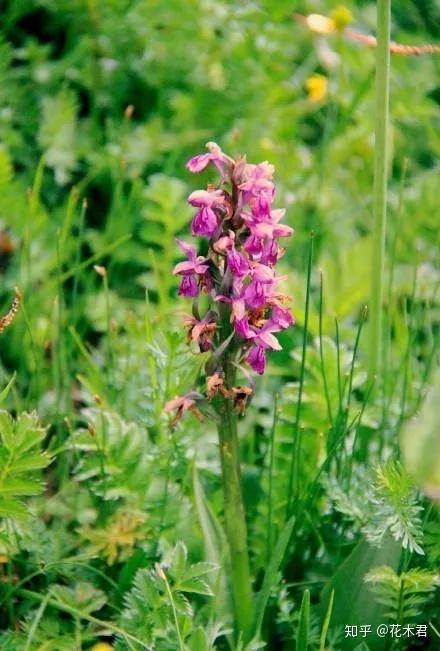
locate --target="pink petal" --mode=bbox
[186,154,211,173]
[176,238,196,259]
[173,260,197,275]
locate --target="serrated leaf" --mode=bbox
[171,541,188,582]
[50,582,107,614]
[0,497,27,519]
[177,577,214,596]
[182,562,218,581]
[173,591,193,617]
[8,455,51,474]
[0,478,44,496]
[0,410,51,522]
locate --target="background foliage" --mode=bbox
[0,1,439,649]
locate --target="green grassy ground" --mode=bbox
[0,1,439,649]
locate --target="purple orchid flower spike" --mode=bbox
[171,142,294,400]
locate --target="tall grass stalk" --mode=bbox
[286,234,314,518]
[319,274,333,427]
[368,0,391,380]
[156,564,185,651]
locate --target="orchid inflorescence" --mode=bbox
[165,142,294,423]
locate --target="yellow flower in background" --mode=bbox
[305,13,335,35]
[330,6,354,31]
[91,643,113,651]
[305,74,328,103]
[304,6,353,35]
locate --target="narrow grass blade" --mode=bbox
[60,233,131,285]
[251,515,295,640]
[0,372,16,405]
[286,232,314,517]
[17,588,150,649]
[296,589,310,651]
[319,273,333,427]
[319,589,334,651]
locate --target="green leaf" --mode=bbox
[0,410,51,522]
[0,478,44,496]
[251,515,295,639]
[296,589,310,651]
[320,534,401,650]
[364,566,440,621]
[7,453,51,474]
[193,465,227,569]
[177,577,214,597]
[0,497,27,519]
[171,541,188,582]
[319,589,334,651]
[0,373,16,406]
[50,582,107,615]
[193,465,231,621]
[187,627,209,651]
[182,562,218,581]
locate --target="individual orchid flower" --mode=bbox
[173,239,210,297]
[183,311,217,351]
[164,393,204,426]
[188,189,226,237]
[186,141,233,178]
[269,304,295,330]
[246,345,267,375]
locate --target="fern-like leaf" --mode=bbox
[365,565,439,622]
[0,411,51,520]
[363,461,424,555]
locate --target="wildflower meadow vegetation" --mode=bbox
[0,1,439,650]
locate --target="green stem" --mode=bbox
[216,369,253,642]
[368,0,391,380]
[16,588,148,649]
[157,565,185,651]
